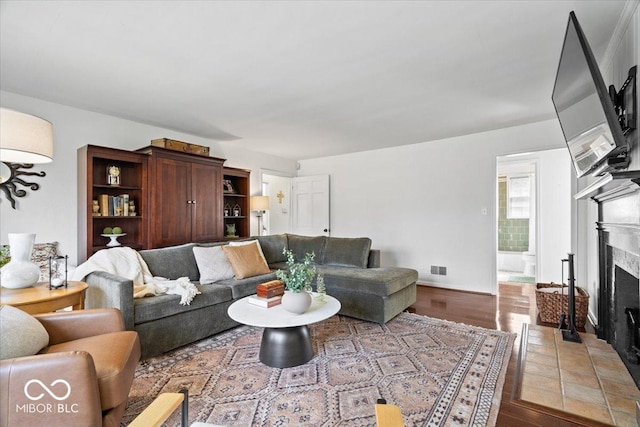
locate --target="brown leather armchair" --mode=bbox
[0,308,141,427]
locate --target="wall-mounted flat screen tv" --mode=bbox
[552,11,627,178]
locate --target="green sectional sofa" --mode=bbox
[82,234,418,358]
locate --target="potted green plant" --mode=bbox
[276,249,317,314]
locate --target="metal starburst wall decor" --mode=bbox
[0,162,46,209]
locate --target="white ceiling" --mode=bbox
[0,1,630,160]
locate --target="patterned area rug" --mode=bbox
[122,312,515,426]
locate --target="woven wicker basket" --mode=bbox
[535,282,589,328]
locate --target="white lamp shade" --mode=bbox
[250,196,270,211]
[0,108,53,163]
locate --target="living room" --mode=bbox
[1,1,639,426]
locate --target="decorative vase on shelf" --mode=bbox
[281,290,312,314]
[0,233,40,289]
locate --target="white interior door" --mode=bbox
[262,173,293,235]
[292,175,330,236]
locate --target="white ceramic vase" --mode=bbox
[281,290,312,314]
[1,233,40,289]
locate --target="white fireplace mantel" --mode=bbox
[574,170,640,201]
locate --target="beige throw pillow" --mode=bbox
[0,305,49,360]
[222,242,271,279]
[228,240,268,265]
[192,246,235,284]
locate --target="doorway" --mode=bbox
[497,159,537,284]
[260,172,331,236]
[496,148,572,286]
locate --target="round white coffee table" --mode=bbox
[228,293,341,368]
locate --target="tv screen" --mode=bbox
[552,12,627,178]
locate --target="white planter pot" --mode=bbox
[1,233,40,289]
[281,290,312,314]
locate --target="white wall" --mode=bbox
[537,149,573,282]
[0,91,298,264]
[299,119,567,294]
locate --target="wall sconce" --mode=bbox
[250,196,270,236]
[0,108,53,209]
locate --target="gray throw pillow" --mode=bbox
[0,305,49,360]
[192,246,235,284]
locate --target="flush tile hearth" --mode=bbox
[514,324,640,426]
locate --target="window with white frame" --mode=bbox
[507,175,530,219]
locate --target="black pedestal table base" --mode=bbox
[259,325,313,368]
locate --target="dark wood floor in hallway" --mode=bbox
[409,282,599,427]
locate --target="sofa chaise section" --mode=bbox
[257,234,418,324]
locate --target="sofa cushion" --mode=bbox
[323,237,372,268]
[222,242,271,279]
[133,284,233,324]
[317,266,418,297]
[286,234,326,264]
[0,305,49,360]
[268,261,289,270]
[255,234,288,264]
[215,271,278,299]
[139,244,199,281]
[192,246,235,284]
[39,330,140,411]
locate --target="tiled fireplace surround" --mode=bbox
[594,175,640,388]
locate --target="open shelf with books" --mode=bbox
[223,167,251,240]
[78,145,149,262]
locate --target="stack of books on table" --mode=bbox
[248,280,285,308]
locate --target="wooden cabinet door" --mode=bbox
[191,162,223,242]
[151,157,192,247]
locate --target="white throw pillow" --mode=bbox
[228,240,268,265]
[192,246,235,284]
[0,305,49,360]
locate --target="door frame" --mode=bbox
[496,156,540,287]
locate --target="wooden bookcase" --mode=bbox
[137,146,225,247]
[78,145,252,261]
[222,167,251,239]
[77,145,148,262]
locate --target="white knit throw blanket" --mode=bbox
[71,247,200,305]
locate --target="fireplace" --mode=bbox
[592,171,640,387]
[605,250,640,386]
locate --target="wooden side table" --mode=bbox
[0,281,88,315]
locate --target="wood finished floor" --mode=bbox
[409,282,599,427]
